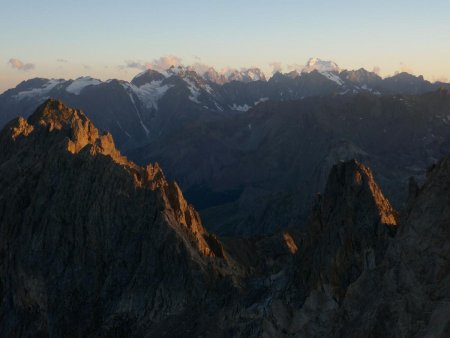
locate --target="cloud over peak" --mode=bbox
[8,58,35,71]
[269,62,283,74]
[151,55,182,71]
[123,55,183,72]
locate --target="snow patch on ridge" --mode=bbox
[230,103,251,112]
[254,97,269,105]
[116,121,131,138]
[127,81,172,110]
[66,77,101,95]
[320,71,344,86]
[184,78,201,103]
[13,79,64,100]
[128,93,150,136]
[214,102,224,111]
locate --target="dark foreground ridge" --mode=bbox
[0,100,448,337]
[0,99,233,336]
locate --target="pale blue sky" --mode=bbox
[1,0,449,92]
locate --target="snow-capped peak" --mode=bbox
[131,69,166,87]
[13,79,65,100]
[303,58,340,73]
[227,68,266,83]
[202,67,227,84]
[245,68,266,81]
[66,76,102,95]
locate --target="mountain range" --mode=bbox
[1,60,450,236]
[2,59,449,150]
[0,99,447,336]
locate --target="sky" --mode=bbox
[1,0,449,93]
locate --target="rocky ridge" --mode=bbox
[334,155,450,337]
[2,63,449,151]
[0,99,232,337]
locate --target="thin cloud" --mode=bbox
[269,62,283,74]
[372,66,381,75]
[189,62,212,74]
[396,62,412,74]
[83,64,91,70]
[286,63,303,73]
[56,58,68,63]
[8,58,35,71]
[122,55,183,72]
[432,76,448,83]
[149,55,182,71]
[220,67,238,77]
[123,61,148,70]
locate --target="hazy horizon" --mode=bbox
[1,0,449,93]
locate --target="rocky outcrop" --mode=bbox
[303,160,398,299]
[242,158,448,338]
[202,160,401,338]
[0,99,231,337]
[274,160,399,337]
[335,155,450,337]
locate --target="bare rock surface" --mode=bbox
[0,99,234,337]
[335,156,450,338]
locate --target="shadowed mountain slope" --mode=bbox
[132,90,450,235]
[0,99,234,337]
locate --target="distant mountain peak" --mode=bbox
[131,69,166,86]
[340,68,382,85]
[65,76,102,95]
[303,57,340,73]
[226,68,266,82]
[201,67,227,84]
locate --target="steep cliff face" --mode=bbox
[206,160,401,338]
[228,157,448,338]
[268,158,448,338]
[263,160,399,337]
[303,160,398,299]
[336,156,450,338]
[0,99,230,337]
